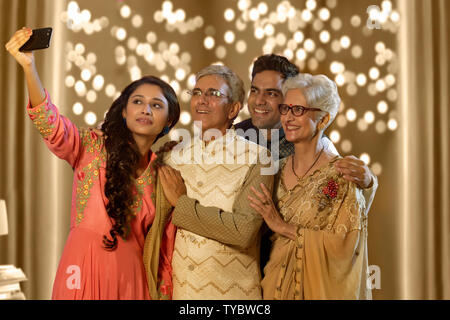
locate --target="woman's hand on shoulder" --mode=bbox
[158,165,187,207]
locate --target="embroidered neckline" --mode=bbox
[131,151,157,213]
[280,155,341,195]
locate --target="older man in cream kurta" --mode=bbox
[166,129,272,299]
[157,65,274,299]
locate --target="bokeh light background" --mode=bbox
[52,0,403,298]
[60,0,400,179]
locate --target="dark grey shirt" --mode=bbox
[235,118,294,160]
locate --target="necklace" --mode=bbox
[291,146,324,182]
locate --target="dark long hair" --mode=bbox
[100,76,180,250]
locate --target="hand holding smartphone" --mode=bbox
[19,27,53,52]
[5,27,49,106]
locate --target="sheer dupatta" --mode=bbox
[143,171,176,300]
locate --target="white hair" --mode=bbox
[282,73,341,130]
[195,64,245,105]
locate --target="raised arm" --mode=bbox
[6,27,87,168]
[5,27,45,107]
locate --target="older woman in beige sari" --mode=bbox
[248,73,371,300]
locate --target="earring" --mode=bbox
[123,118,127,126]
[162,126,170,135]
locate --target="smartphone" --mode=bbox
[19,27,53,52]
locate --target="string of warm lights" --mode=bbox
[59,0,400,177]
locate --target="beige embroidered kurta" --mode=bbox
[261,157,371,300]
[164,129,274,299]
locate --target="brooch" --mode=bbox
[322,179,339,199]
[317,178,339,211]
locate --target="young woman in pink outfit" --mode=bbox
[5,27,180,299]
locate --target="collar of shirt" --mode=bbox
[185,126,239,162]
[235,118,286,144]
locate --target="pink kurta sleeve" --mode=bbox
[27,89,82,168]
